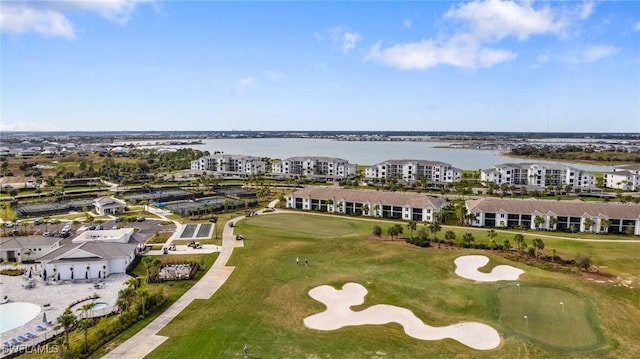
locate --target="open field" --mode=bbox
[144,213,639,359]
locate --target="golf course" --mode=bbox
[144,212,639,359]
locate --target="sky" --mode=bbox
[1,0,639,132]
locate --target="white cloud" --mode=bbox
[264,71,286,81]
[444,0,568,41]
[577,45,619,63]
[324,26,360,55]
[635,22,640,31]
[367,35,517,70]
[0,0,155,38]
[342,32,361,54]
[59,0,157,25]
[535,52,550,67]
[369,0,594,70]
[579,1,595,20]
[403,19,412,29]
[232,77,257,95]
[0,4,74,39]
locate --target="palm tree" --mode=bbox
[454,203,467,226]
[77,303,94,353]
[487,229,497,243]
[142,256,161,283]
[54,335,65,359]
[138,288,151,316]
[503,239,511,251]
[72,219,80,232]
[428,221,441,240]
[407,220,417,239]
[583,218,595,232]
[462,232,475,246]
[56,308,76,348]
[20,221,29,235]
[514,233,525,254]
[0,222,6,237]
[373,204,380,217]
[600,218,610,234]
[549,216,558,231]
[534,215,545,230]
[23,249,33,262]
[532,238,545,257]
[362,203,370,216]
[51,218,61,233]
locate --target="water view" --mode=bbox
[177,138,613,172]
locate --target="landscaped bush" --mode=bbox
[0,268,25,276]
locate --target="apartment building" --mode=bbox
[480,163,595,188]
[286,187,448,222]
[271,156,356,179]
[465,197,640,234]
[364,160,462,184]
[604,165,640,191]
[190,154,267,176]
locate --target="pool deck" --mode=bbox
[0,265,129,348]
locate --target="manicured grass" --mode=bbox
[142,213,639,359]
[498,285,602,350]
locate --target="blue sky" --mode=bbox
[1,0,639,132]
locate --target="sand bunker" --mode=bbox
[454,255,524,282]
[304,283,500,350]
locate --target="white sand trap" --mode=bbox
[304,283,500,350]
[454,255,524,282]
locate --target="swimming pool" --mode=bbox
[0,302,41,334]
[90,302,108,311]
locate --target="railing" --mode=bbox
[0,327,63,359]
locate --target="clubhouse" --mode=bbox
[286,187,448,222]
[466,197,640,234]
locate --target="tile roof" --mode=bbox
[289,187,448,209]
[39,241,137,262]
[466,197,640,219]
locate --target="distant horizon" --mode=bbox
[1,130,639,137]
[2,1,639,132]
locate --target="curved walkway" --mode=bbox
[103,202,278,358]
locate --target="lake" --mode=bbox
[147,138,613,172]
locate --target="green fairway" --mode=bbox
[242,213,362,238]
[142,213,639,359]
[498,285,602,350]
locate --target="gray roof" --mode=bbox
[285,156,351,163]
[371,159,453,167]
[289,187,448,209]
[95,197,126,206]
[39,241,137,262]
[0,236,60,250]
[466,197,640,219]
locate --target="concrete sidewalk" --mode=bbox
[102,214,245,359]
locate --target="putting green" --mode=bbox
[498,285,603,350]
[243,213,360,238]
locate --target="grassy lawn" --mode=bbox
[142,213,639,359]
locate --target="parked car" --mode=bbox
[95,225,103,230]
[33,219,43,225]
[136,217,145,222]
[42,232,54,237]
[60,232,70,238]
[236,234,244,240]
[228,222,234,227]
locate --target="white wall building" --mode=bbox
[95,197,127,215]
[480,163,595,189]
[286,187,448,222]
[365,160,462,184]
[38,228,138,281]
[191,154,266,176]
[604,165,640,191]
[272,157,356,179]
[466,197,640,234]
[0,236,61,262]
